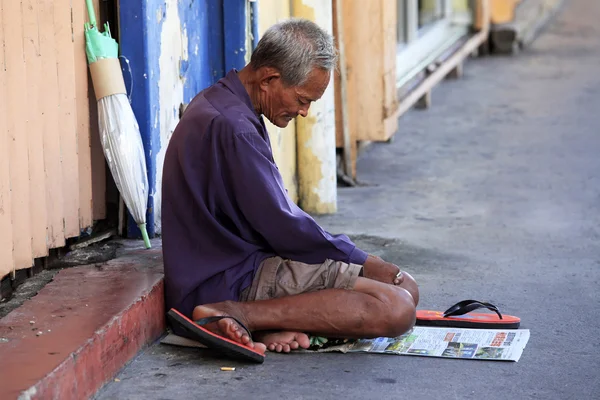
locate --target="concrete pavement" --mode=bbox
[96,0,600,398]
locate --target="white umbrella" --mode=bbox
[84,0,151,248]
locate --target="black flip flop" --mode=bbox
[167,308,265,363]
[416,300,521,329]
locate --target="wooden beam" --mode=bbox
[333,0,355,180]
[415,91,432,109]
[446,62,464,79]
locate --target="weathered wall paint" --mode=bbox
[119,0,163,238]
[154,0,186,233]
[121,0,249,235]
[257,0,298,203]
[292,0,337,214]
[223,0,249,70]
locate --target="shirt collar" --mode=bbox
[220,69,257,116]
[219,69,272,150]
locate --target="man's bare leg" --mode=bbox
[192,273,418,350]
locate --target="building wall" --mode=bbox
[120,0,254,235]
[0,0,100,280]
[490,0,522,24]
[256,0,299,203]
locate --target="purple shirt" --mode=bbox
[161,69,368,319]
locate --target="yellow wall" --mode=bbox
[490,0,522,24]
[257,0,298,203]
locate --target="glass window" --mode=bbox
[395,0,473,89]
[418,0,443,29]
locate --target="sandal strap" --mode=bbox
[195,316,253,340]
[443,300,503,320]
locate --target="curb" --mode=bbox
[0,247,165,400]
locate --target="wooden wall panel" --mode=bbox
[55,0,81,238]
[0,3,16,279]
[88,0,106,222]
[22,0,49,258]
[382,0,398,120]
[3,0,33,270]
[335,0,402,144]
[342,0,386,142]
[73,0,95,229]
[0,0,101,280]
[39,0,66,249]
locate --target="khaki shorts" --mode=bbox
[240,257,363,302]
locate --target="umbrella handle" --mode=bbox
[85,0,97,27]
[138,223,152,249]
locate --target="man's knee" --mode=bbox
[354,277,417,338]
[379,287,416,337]
[400,271,419,306]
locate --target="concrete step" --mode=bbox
[0,242,165,400]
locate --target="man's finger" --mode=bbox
[394,270,404,284]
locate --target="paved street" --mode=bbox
[97,1,600,398]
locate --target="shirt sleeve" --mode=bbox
[222,128,368,266]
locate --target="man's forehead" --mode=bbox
[295,69,330,100]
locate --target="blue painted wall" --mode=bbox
[223,0,248,70]
[119,0,163,239]
[119,0,251,238]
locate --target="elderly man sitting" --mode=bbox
[161,18,419,358]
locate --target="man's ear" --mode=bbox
[258,67,282,90]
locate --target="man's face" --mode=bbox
[261,68,331,128]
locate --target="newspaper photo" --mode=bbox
[311,327,530,362]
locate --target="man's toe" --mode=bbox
[296,334,311,349]
[254,342,267,354]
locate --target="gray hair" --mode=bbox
[250,18,338,86]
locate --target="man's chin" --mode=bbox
[273,118,291,128]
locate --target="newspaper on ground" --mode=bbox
[308,326,530,362]
[161,326,530,362]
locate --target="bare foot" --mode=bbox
[254,331,311,353]
[192,303,267,354]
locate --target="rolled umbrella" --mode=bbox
[84,0,151,248]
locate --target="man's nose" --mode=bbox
[298,104,310,118]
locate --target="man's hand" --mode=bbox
[362,255,404,286]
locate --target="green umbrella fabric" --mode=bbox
[84,0,118,63]
[85,23,119,64]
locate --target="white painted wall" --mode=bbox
[154,0,186,233]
